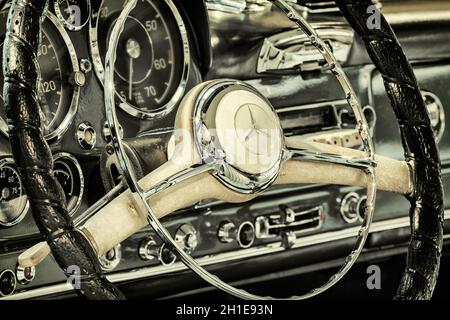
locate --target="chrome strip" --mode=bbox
[276,99,348,114]
[4,210,450,300]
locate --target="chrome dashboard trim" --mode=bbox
[257,27,353,74]
[5,210,449,300]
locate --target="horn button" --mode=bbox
[194,81,284,194]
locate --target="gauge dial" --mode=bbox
[54,0,91,31]
[54,166,74,198]
[0,160,28,227]
[36,32,64,130]
[0,8,80,141]
[54,153,84,216]
[91,0,189,118]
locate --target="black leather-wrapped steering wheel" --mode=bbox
[2,0,443,300]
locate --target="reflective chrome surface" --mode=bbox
[175,224,198,254]
[54,0,91,32]
[257,27,353,74]
[76,121,97,150]
[15,266,35,285]
[193,80,285,194]
[43,13,81,142]
[0,7,81,142]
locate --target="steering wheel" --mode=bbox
[3,0,443,300]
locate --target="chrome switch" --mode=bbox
[217,222,237,243]
[138,237,158,261]
[175,224,198,254]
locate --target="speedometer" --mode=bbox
[0,6,80,142]
[90,0,189,119]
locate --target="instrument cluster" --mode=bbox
[0,0,195,229]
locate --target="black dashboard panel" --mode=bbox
[0,0,450,299]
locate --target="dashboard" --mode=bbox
[0,0,450,299]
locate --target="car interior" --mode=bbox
[0,0,449,301]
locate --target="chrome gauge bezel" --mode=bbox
[89,0,190,119]
[0,4,81,142]
[53,152,85,216]
[45,13,81,142]
[54,0,91,32]
[0,158,29,227]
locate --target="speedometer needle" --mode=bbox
[128,56,134,101]
[126,38,141,102]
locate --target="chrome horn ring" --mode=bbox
[104,0,376,300]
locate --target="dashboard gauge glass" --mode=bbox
[54,0,91,31]
[0,8,80,141]
[53,153,84,216]
[90,0,189,118]
[0,159,28,227]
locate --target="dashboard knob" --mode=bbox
[340,192,360,224]
[218,222,237,243]
[138,237,158,261]
[175,224,198,254]
[69,71,86,87]
[0,270,16,296]
[77,122,97,150]
[16,265,35,285]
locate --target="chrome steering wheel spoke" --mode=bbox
[287,145,377,172]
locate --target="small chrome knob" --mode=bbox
[218,222,237,243]
[138,237,158,261]
[340,192,360,224]
[175,224,198,254]
[16,265,35,285]
[77,122,96,150]
[69,71,86,87]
